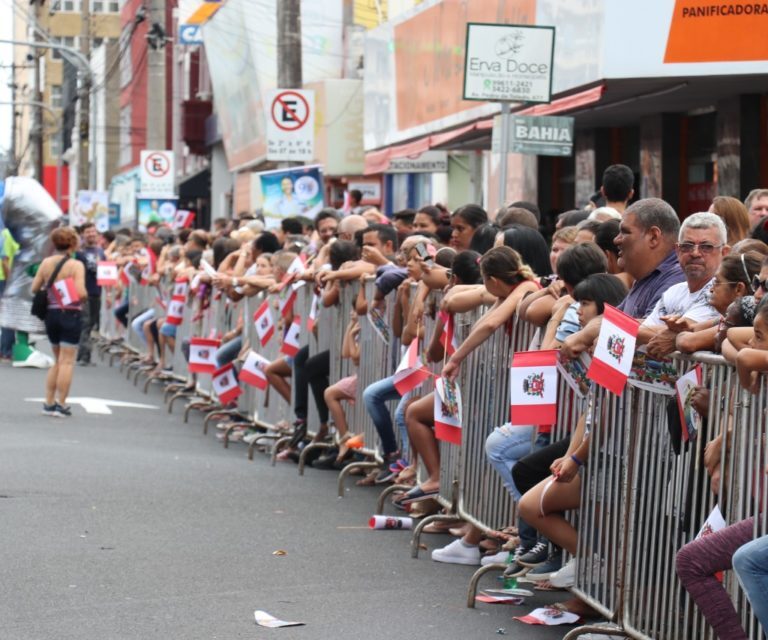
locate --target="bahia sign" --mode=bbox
[463,23,555,104]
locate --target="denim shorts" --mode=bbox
[45,309,82,346]
[160,322,177,338]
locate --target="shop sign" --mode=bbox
[463,23,555,103]
[387,151,449,174]
[495,115,574,157]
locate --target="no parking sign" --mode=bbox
[266,89,315,162]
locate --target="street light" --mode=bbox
[0,38,96,192]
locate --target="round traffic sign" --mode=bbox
[271,91,310,132]
[144,152,171,178]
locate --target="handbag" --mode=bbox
[31,256,70,320]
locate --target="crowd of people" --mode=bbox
[26,167,768,638]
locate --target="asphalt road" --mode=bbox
[0,350,577,640]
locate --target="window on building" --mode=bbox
[50,134,62,159]
[109,1,120,11]
[93,37,103,48]
[92,0,104,11]
[60,0,80,12]
[50,84,63,109]
[51,36,77,61]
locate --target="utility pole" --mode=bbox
[277,0,302,89]
[10,63,17,175]
[277,0,302,169]
[78,0,91,192]
[31,2,43,182]
[146,0,167,151]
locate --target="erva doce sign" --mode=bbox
[463,23,555,104]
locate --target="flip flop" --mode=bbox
[393,486,438,510]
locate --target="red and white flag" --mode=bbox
[119,268,130,287]
[96,261,118,287]
[587,304,640,396]
[438,310,459,357]
[277,284,297,318]
[287,254,308,292]
[140,248,158,285]
[280,316,302,357]
[509,350,559,425]
[253,300,275,347]
[239,350,270,390]
[434,377,463,446]
[173,278,189,297]
[189,337,220,374]
[173,209,195,229]
[165,295,186,326]
[393,339,431,396]
[51,277,80,307]
[306,293,320,332]
[212,363,242,405]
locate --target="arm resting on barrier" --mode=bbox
[402,282,430,345]
[441,284,494,313]
[736,348,768,392]
[444,282,538,378]
[676,326,718,353]
[561,316,601,359]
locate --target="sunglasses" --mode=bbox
[752,275,768,292]
[677,242,722,255]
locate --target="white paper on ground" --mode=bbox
[515,607,581,625]
[253,610,305,628]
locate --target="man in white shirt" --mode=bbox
[641,211,727,357]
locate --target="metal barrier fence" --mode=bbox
[99,276,768,640]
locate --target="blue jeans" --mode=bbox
[733,534,768,636]
[131,308,155,346]
[363,374,401,457]
[216,336,242,368]
[485,424,550,550]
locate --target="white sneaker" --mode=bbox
[550,558,575,587]
[480,549,510,566]
[431,539,481,566]
[13,349,53,368]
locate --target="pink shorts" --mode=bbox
[334,374,358,400]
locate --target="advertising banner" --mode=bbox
[136,197,179,231]
[258,165,324,228]
[71,191,110,232]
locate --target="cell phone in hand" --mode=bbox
[415,242,434,268]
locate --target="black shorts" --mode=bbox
[45,309,82,346]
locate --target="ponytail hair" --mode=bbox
[480,246,535,286]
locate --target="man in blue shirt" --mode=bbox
[75,223,106,365]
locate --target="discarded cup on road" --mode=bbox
[369,515,413,530]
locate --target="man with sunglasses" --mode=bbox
[641,212,727,357]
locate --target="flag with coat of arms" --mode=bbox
[239,350,271,390]
[509,350,559,425]
[96,261,118,287]
[253,300,275,347]
[189,337,220,374]
[173,277,189,297]
[280,316,302,357]
[587,304,640,396]
[165,295,186,326]
[212,363,242,405]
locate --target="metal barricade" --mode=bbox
[337,278,401,496]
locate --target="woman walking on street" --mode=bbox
[31,227,87,417]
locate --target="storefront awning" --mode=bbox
[364,84,605,175]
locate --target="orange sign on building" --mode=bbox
[665,0,768,63]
